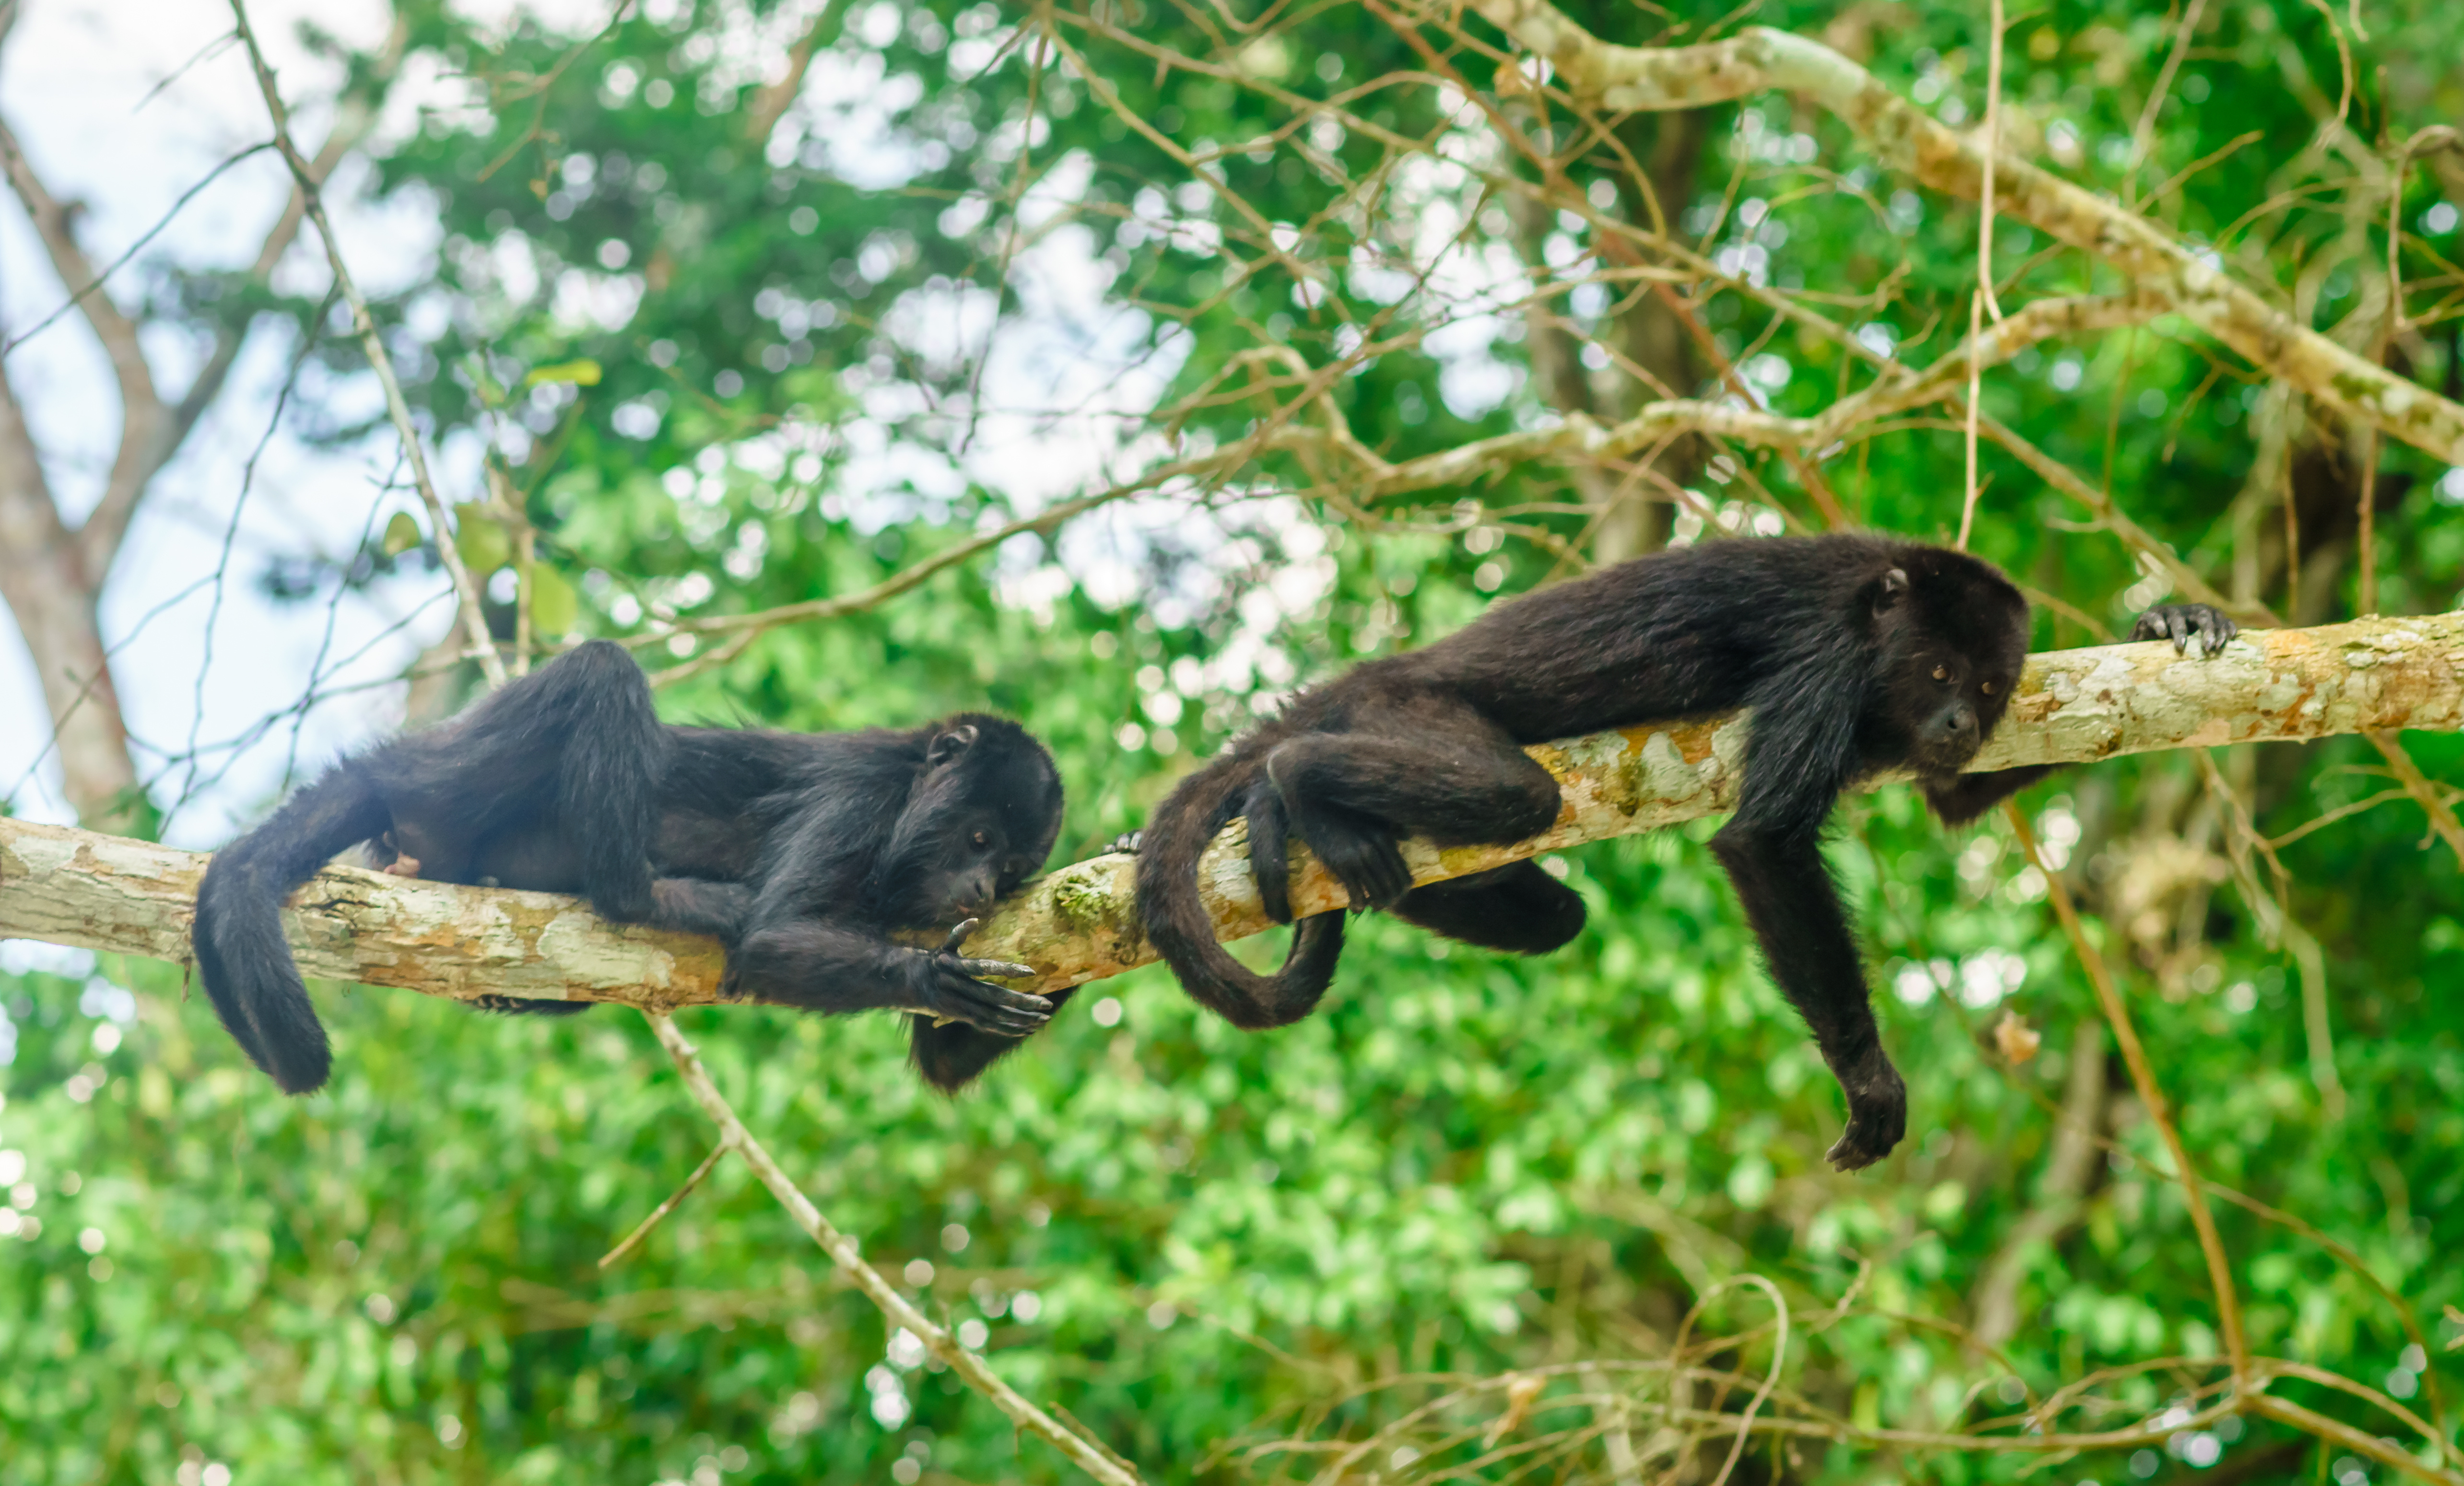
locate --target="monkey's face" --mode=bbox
[879,718,1066,927]
[907,809,1046,923]
[1868,557,2030,776]
[1887,648,2018,774]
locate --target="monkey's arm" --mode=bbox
[1921,766,2059,827]
[1715,652,1905,1170]
[724,915,1052,1035]
[908,987,1083,1091]
[2132,603,2237,655]
[1709,826,1905,1171]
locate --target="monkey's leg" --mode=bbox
[429,640,668,921]
[1388,860,1586,954]
[1708,824,1907,1172]
[646,878,754,942]
[1264,728,1561,912]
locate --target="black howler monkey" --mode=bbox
[192,640,1066,1095]
[1130,533,2233,1171]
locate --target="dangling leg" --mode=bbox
[1388,859,1586,954]
[1261,709,1561,912]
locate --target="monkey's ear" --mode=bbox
[1872,568,1910,613]
[927,724,981,765]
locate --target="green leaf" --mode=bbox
[450,504,511,575]
[381,511,423,557]
[525,562,578,635]
[523,359,603,387]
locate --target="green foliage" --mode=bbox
[7,0,2463,1480]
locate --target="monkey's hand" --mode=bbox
[2131,603,2237,656]
[1823,1045,1909,1173]
[907,920,1051,1037]
[1108,830,1142,854]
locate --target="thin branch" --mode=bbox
[743,0,851,143]
[2366,731,2464,866]
[598,1139,733,1270]
[642,1012,1143,1485]
[2008,803,2248,1380]
[0,140,273,360]
[1461,1,2464,464]
[228,0,506,688]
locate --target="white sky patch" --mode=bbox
[0,0,465,838]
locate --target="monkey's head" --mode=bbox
[875,715,1067,926]
[1865,548,2031,777]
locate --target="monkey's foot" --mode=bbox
[1309,822,1413,912]
[1823,1051,1908,1173]
[1108,830,1142,854]
[2131,603,2238,656]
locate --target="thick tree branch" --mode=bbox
[1462,3,2464,466]
[6,613,2460,1008]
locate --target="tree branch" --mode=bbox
[6,613,2460,1007]
[1460,3,2464,466]
[743,0,850,145]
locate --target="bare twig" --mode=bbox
[228,0,506,688]
[2007,802,2248,1381]
[642,1012,1143,1485]
[598,1139,733,1270]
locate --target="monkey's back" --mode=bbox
[1376,534,1917,742]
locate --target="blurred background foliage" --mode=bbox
[2,0,2461,1480]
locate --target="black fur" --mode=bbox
[191,641,1065,1095]
[1134,532,2232,1171]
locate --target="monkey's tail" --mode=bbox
[192,764,391,1095]
[1134,758,1345,1030]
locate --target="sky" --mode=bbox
[0,0,446,840]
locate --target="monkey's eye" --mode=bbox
[1981,679,1998,695]
[1931,665,1951,683]
[972,831,992,850]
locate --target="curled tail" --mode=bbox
[1134,759,1346,1030]
[193,765,391,1094]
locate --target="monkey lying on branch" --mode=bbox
[1127,533,2233,1172]
[191,641,1066,1095]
